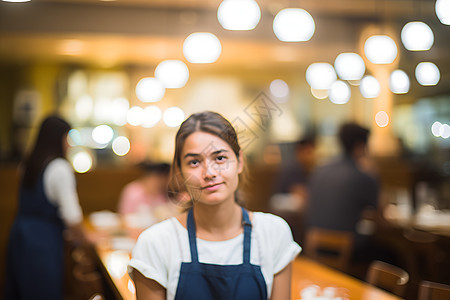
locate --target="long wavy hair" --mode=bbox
[168,111,247,208]
[21,115,71,189]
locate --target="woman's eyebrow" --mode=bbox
[183,149,228,159]
[211,149,228,156]
[183,153,200,159]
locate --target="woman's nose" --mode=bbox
[202,160,218,180]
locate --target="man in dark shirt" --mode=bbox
[306,123,379,252]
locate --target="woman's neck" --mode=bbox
[192,202,243,241]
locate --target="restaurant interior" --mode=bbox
[1,0,450,299]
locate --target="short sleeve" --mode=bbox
[128,221,173,288]
[44,158,83,225]
[259,213,301,274]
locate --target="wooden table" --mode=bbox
[291,256,402,300]
[85,220,402,300]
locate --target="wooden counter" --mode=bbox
[85,219,402,300]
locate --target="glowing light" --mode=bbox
[128,279,136,294]
[441,124,450,139]
[401,21,434,51]
[270,79,289,99]
[217,0,261,30]
[306,63,337,90]
[183,32,222,63]
[364,35,398,64]
[360,75,380,99]
[375,111,389,127]
[310,87,328,100]
[72,151,93,173]
[273,8,315,42]
[432,121,442,137]
[155,60,189,89]
[334,53,366,81]
[389,70,410,94]
[92,125,114,145]
[2,0,32,2]
[436,0,450,25]
[106,251,129,278]
[142,105,162,128]
[111,98,130,126]
[112,136,130,156]
[163,107,185,127]
[329,80,350,104]
[135,77,165,102]
[415,62,440,86]
[127,106,144,126]
[68,129,82,146]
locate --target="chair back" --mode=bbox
[304,227,353,271]
[366,260,409,297]
[418,280,450,300]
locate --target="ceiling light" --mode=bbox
[334,52,366,81]
[364,35,398,64]
[306,63,337,90]
[142,105,162,128]
[217,0,261,30]
[401,21,434,51]
[112,136,130,157]
[436,0,450,25]
[415,62,440,86]
[163,107,185,127]
[269,79,289,99]
[183,32,222,63]
[135,77,165,102]
[329,80,350,104]
[389,70,410,94]
[155,60,189,89]
[127,106,144,126]
[360,75,380,98]
[273,8,315,42]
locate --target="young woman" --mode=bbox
[5,115,88,300]
[129,111,301,299]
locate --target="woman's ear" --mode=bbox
[237,151,244,174]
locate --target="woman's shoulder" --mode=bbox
[137,217,181,243]
[46,157,71,172]
[252,211,291,232]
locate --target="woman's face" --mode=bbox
[180,131,243,206]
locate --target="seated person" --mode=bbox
[118,162,173,218]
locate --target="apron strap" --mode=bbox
[187,207,253,264]
[187,209,199,263]
[242,207,252,264]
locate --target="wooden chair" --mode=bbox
[304,227,353,271]
[366,260,409,297]
[418,280,450,300]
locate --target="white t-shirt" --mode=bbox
[43,158,83,226]
[129,212,301,299]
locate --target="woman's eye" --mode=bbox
[216,155,227,163]
[188,159,200,167]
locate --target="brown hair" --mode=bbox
[22,115,71,188]
[168,111,246,207]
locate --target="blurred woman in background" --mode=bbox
[5,115,88,300]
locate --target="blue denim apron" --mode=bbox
[174,207,268,300]
[5,172,65,300]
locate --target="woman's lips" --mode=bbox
[202,183,223,192]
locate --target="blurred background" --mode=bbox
[1,0,449,297]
